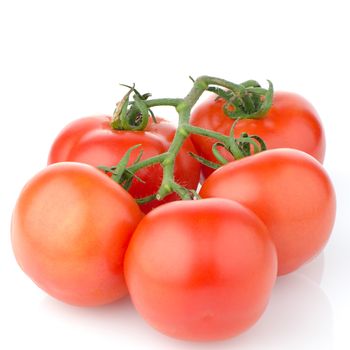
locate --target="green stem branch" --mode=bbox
[118,76,271,203]
[144,98,183,108]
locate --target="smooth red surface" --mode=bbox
[200,149,336,275]
[11,162,143,306]
[48,116,200,212]
[125,199,277,341]
[190,92,325,177]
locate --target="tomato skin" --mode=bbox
[11,162,143,306]
[200,149,336,275]
[124,198,277,341]
[48,116,200,213]
[190,92,325,178]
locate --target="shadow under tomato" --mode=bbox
[140,272,333,350]
[232,273,333,350]
[40,262,332,350]
[40,295,147,338]
[295,252,325,285]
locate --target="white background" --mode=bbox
[1,0,349,349]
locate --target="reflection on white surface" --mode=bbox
[40,260,333,350]
[296,253,325,285]
[41,295,146,339]
[235,273,333,350]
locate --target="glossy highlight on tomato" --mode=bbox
[200,148,336,275]
[48,116,200,212]
[11,162,143,306]
[125,198,277,341]
[190,92,325,177]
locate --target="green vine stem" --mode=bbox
[102,76,272,203]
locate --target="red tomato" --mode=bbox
[124,199,277,341]
[200,149,336,275]
[48,116,200,213]
[11,162,143,306]
[190,92,325,177]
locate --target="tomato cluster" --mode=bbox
[11,79,336,342]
